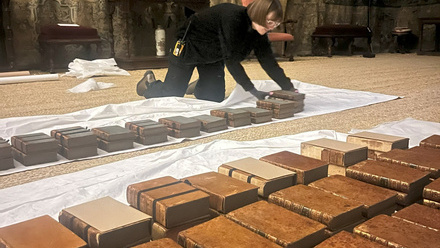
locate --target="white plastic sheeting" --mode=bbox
[0,80,399,176]
[68,78,115,93]
[0,118,439,228]
[63,58,130,79]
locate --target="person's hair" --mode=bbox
[247,0,283,27]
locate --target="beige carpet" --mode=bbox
[1,53,439,189]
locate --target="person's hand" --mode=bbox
[289,87,299,93]
[249,88,269,100]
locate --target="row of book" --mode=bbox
[0,91,306,170]
[0,132,439,247]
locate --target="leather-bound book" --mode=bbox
[210,108,250,120]
[193,114,228,132]
[51,127,97,147]
[238,107,272,123]
[225,117,252,127]
[177,216,281,248]
[225,200,327,248]
[218,157,296,197]
[11,147,57,166]
[59,197,151,248]
[257,98,296,110]
[301,138,367,167]
[58,144,97,160]
[346,160,430,194]
[272,109,294,119]
[309,175,397,218]
[125,119,158,131]
[377,146,440,179]
[158,116,201,130]
[420,134,440,149]
[314,230,386,248]
[423,199,440,209]
[354,214,440,248]
[423,177,440,202]
[182,172,258,213]
[126,176,210,228]
[268,184,364,231]
[347,131,409,159]
[260,151,328,184]
[0,215,87,248]
[125,120,168,136]
[392,203,440,231]
[132,238,182,248]
[166,127,200,138]
[0,138,13,170]
[151,214,213,242]
[270,90,306,101]
[11,133,58,154]
[92,126,136,142]
[97,138,134,152]
[135,134,168,145]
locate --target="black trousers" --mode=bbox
[144,54,225,103]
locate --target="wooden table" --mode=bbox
[418,17,440,56]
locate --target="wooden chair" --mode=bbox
[241,0,295,61]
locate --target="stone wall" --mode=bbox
[5,0,440,69]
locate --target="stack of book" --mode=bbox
[210,108,251,127]
[159,116,201,138]
[51,126,97,159]
[238,107,272,124]
[346,131,409,159]
[0,138,13,170]
[193,114,228,133]
[11,133,58,166]
[125,119,168,145]
[92,126,136,152]
[256,98,295,119]
[269,90,305,113]
[346,160,431,208]
[420,134,440,149]
[301,138,367,176]
[423,178,440,209]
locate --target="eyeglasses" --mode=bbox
[266,20,281,29]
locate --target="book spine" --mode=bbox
[210,110,227,119]
[346,169,410,193]
[420,141,440,149]
[59,210,99,247]
[353,229,404,248]
[321,149,345,166]
[423,199,440,209]
[423,188,440,202]
[177,234,200,248]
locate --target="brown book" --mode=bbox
[377,146,440,179]
[423,177,440,202]
[210,108,250,120]
[225,201,327,247]
[269,90,306,101]
[0,138,12,158]
[151,215,212,242]
[132,238,182,248]
[354,214,440,248]
[0,157,14,171]
[125,120,168,136]
[12,147,58,166]
[126,176,210,228]
[0,215,87,248]
[346,131,409,153]
[423,199,440,209]
[301,138,367,167]
[218,157,296,197]
[177,216,281,248]
[203,125,229,133]
[392,203,440,231]
[158,116,201,130]
[251,115,272,124]
[11,133,58,154]
[260,150,328,184]
[346,160,431,194]
[257,98,296,110]
[92,125,136,142]
[51,127,97,147]
[227,117,252,127]
[238,107,272,118]
[272,109,294,119]
[167,127,200,138]
[97,138,133,152]
[59,144,97,160]
[135,134,168,145]
[268,184,364,231]
[59,196,151,248]
[182,172,258,213]
[420,134,440,149]
[315,230,387,248]
[192,114,227,130]
[50,126,85,137]
[309,175,397,218]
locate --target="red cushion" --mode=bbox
[268,32,294,42]
[39,25,99,40]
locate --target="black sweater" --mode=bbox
[176,3,293,91]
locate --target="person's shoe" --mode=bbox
[136,70,156,96]
[185,79,198,95]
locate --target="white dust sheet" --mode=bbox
[0,80,399,176]
[0,118,438,228]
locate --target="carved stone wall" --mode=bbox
[5,0,440,69]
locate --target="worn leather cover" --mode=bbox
[192,114,227,130]
[315,230,386,248]
[260,150,328,184]
[51,127,97,148]
[97,138,133,152]
[250,115,272,124]
[182,172,258,213]
[270,90,306,101]
[151,215,211,241]
[420,134,440,149]
[11,133,58,154]
[0,215,87,248]
[238,107,272,118]
[12,147,58,166]
[377,146,440,178]
[257,98,296,110]
[226,201,327,247]
[268,184,364,231]
[392,203,440,231]
[347,131,409,152]
[132,238,182,248]
[158,116,201,130]
[125,120,168,136]
[219,157,296,197]
[309,175,397,218]
[127,176,210,228]
[354,214,440,248]
[92,126,136,142]
[227,117,252,127]
[203,125,229,133]
[177,216,281,248]
[346,160,431,194]
[58,144,97,160]
[167,127,200,138]
[210,108,250,120]
[59,197,151,248]
[272,109,294,119]
[301,138,367,166]
[135,134,168,145]
[423,177,440,202]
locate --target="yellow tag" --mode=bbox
[173,40,185,57]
